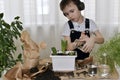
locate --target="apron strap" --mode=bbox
[85,18,89,29]
[68,18,90,30]
[68,20,74,29]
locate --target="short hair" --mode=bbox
[60,0,85,11]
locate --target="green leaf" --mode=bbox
[17,53,22,59]
[0,13,4,19]
[2,21,10,29]
[51,47,57,55]
[16,21,23,30]
[14,16,20,20]
[61,39,67,53]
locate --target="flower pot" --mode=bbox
[50,51,77,71]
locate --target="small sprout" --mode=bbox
[61,39,67,53]
[51,47,57,55]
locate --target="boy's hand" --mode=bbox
[74,32,87,48]
[80,37,95,53]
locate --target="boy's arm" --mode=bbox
[80,30,104,53]
[92,30,104,44]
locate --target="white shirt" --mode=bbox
[62,18,98,37]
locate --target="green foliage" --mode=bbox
[95,33,120,71]
[51,39,76,56]
[51,47,57,55]
[67,51,76,56]
[0,13,23,76]
[61,39,67,53]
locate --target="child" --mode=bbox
[60,0,104,60]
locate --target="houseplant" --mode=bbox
[93,33,120,77]
[51,39,76,56]
[94,33,120,65]
[50,40,77,71]
[0,13,23,77]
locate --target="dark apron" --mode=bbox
[68,18,90,60]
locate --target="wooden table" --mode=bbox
[40,58,119,80]
[54,66,119,80]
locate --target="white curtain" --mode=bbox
[95,0,120,40]
[0,0,120,58]
[84,0,120,40]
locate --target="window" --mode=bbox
[37,0,49,15]
[113,0,119,25]
[84,0,95,21]
[77,0,96,21]
[23,0,50,26]
[0,0,4,13]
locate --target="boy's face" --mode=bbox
[62,2,81,22]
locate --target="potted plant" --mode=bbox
[0,13,23,77]
[94,33,120,78]
[50,39,77,71]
